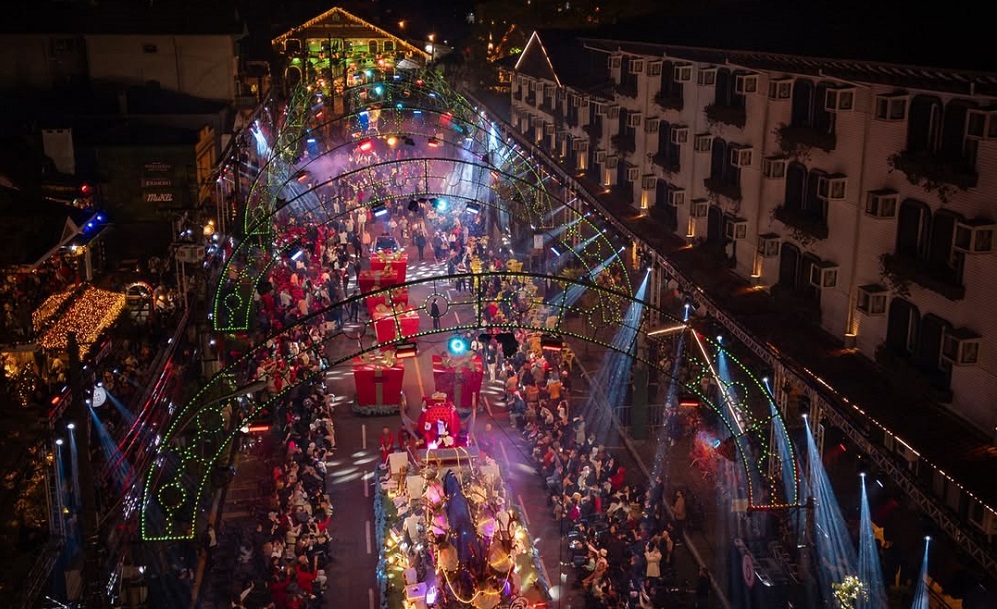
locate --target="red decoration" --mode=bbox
[358,269,400,293]
[352,353,405,407]
[432,354,484,409]
[370,252,408,282]
[416,395,462,446]
[372,307,421,343]
[365,288,410,316]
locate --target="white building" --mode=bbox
[510,33,997,438]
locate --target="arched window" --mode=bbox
[915,313,951,375]
[906,95,942,153]
[896,199,930,258]
[368,40,379,54]
[715,68,732,105]
[927,210,959,268]
[791,79,814,127]
[804,169,824,218]
[383,40,395,53]
[785,162,806,211]
[886,298,920,354]
[814,82,835,134]
[941,100,976,164]
[710,137,728,183]
[799,253,820,300]
[778,243,801,288]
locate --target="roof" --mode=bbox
[0,186,95,268]
[515,30,612,93]
[0,0,244,36]
[271,6,429,60]
[587,0,997,74]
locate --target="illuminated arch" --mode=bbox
[143,272,798,540]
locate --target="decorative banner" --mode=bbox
[372,307,420,343]
[352,351,404,407]
[358,269,400,293]
[432,354,484,408]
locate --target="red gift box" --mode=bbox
[432,354,484,409]
[358,269,399,293]
[370,252,408,282]
[364,288,410,316]
[352,353,405,406]
[372,308,421,343]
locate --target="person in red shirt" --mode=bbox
[296,565,317,596]
[379,426,395,465]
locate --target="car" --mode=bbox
[374,235,399,252]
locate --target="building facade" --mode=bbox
[510,36,997,437]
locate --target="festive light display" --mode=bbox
[32,288,76,332]
[38,287,126,352]
[831,575,868,609]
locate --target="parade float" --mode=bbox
[374,444,550,609]
[352,349,406,415]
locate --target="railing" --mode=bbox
[704,177,743,201]
[465,86,997,579]
[704,103,746,128]
[880,252,965,301]
[774,205,829,240]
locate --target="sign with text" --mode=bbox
[142,161,180,206]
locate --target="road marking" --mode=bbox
[482,395,494,418]
[517,494,530,526]
[412,352,426,400]
[369,588,375,609]
[361,424,367,450]
[365,519,372,554]
[363,472,370,498]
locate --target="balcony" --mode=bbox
[776,124,837,154]
[879,252,966,301]
[774,205,828,240]
[582,123,602,141]
[704,103,746,128]
[525,94,537,105]
[654,91,684,111]
[614,81,639,99]
[888,150,979,202]
[513,90,523,101]
[874,344,954,404]
[566,114,579,128]
[704,176,742,201]
[538,101,558,115]
[651,152,679,173]
[610,133,636,155]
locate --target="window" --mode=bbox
[809,260,838,288]
[769,78,793,100]
[791,79,835,134]
[630,59,644,73]
[725,216,748,240]
[573,139,589,153]
[906,95,943,153]
[606,155,619,169]
[628,112,643,128]
[691,199,709,218]
[763,156,787,179]
[754,233,778,257]
[825,87,855,111]
[594,149,607,163]
[735,73,758,94]
[368,40,379,54]
[627,166,639,181]
[544,122,555,135]
[571,95,581,108]
[674,64,692,82]
[668,188,686,207]
[941,327,981,366]
[817,174,847,200]
[954,219,995,253]
[143,43,158,53]
[860,189,896,218]
[895,199,930,258]
[593,102,604,116]
[670,126,688,144]
[697,67,717,86]
[857,284,888,315]
[645,118,659,134]
[384,40,395,52]
[610,55,622,69]
[648,61,662,77]
[729,146,752,168]
[641,175,657,190]
[875,94,908,121]
[607,105,620,119]
[580,97,590,109]
[693,133,712,152]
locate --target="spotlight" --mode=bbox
[716,335,723,343]
[431,198,448,211]
[464,202,480,215]
[386,136,398,146]
[762,376,769,384]
[540,334,563,352]
[56,438,64,446]
[288,246,304,261]
[67,423,75,430]
[857,455,869,477]
[447,336,470,356]
[372,204,389,219]
[358,139,374,153]
[924,535,932,542]
[799,395,811,418]
[549,245,562,257]
[408,200,420,212]
[427,136,440,147]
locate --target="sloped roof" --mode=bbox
[0,187,95,268]
[272,6,429,60]
[515,30,612,93]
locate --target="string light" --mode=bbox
[39,287,126,352]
